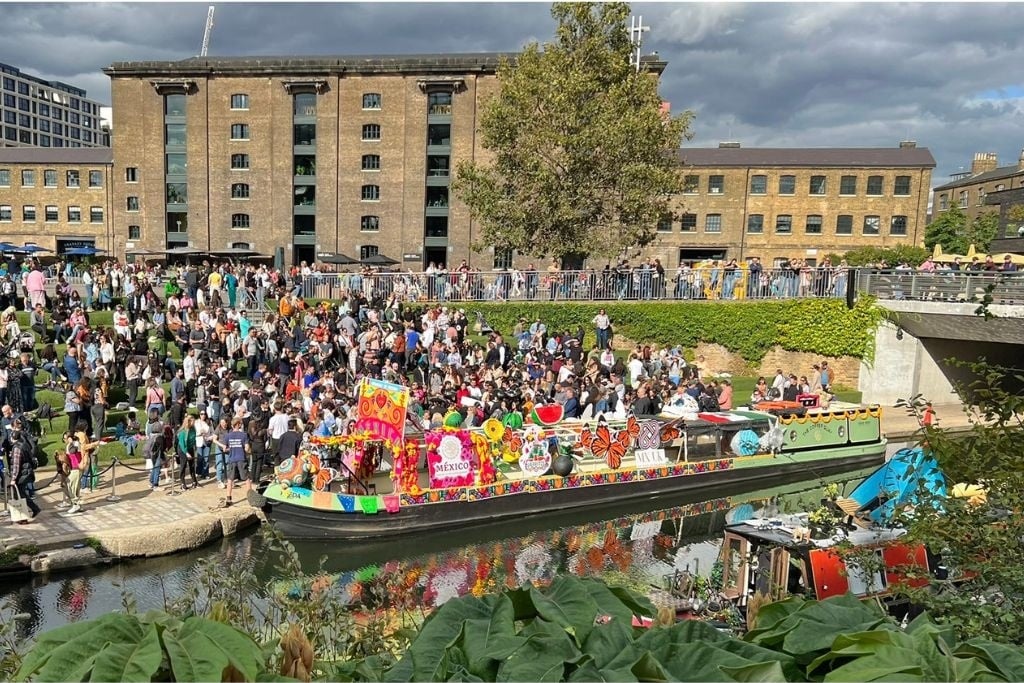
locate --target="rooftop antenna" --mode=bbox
[629,15,651,72]
[200,6,216,57]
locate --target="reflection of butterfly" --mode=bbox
[503,429,523,453]
[590,424,630,469]
[637,420,662,449]
[659,420,683,444]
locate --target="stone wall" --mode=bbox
[693,342,861,386]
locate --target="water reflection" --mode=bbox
[1,470,867,637]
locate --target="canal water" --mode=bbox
[0,466,880,640]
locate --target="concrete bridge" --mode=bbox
[856,271,1024,405]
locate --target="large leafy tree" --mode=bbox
[453,2,694,262]
[924,205,968,253]
[966,211,999,251]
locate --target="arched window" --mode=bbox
[231,183,250,199]
[360,215,380,231]
[361,185,379,201]
[361,124,380,141]
[362,93,381,110]
[231,213,250,229]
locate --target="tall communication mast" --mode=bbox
[629,15,650,72]
[200,6,216,57]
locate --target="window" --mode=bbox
[166,183,188,204]
[18,113,31,128]
[165,154,187,175]
[18,98,29,112]
[427,155,449,177]
[863,215,880,235]
[70,112,80,125]
[0,169,9,187]
[805,215,823,234]
[361,184,380,201]
[89,170,102,188]
[359,245,379,260]
[708,175,724,194]
[894,175,911,196]
[427,124,451,147]
[125,167,138,183]
[361,124,381,141]
[682,174,699,193]
[426,186,448,207]
[866,175,883,196]
[746,214,764,233]
[164,94,186,116]
[360,215,380,232]
[127,196,140,212]
[45,205,58,222]
[778,175,796,195]
[996,184,1005,191]
[890,215,908,236]
[0,205,10,222]
[38,120,50,133]
[2,111,12,124]
[44,170,57,187]
[293,123,316,146]
[68,206,81,222]
[21,170,34,187]
[39,135,50,147]
[168,213,188,233]
[958,190,968,208]
[23,205,36,222]
[836,215,853,235]
[362,93,382,110]
[231,213,250,229]
[657,215,673,232]
[425,216,448,238]
[230,94,249,110]
[493,247,514,270]
[809,175,827,195]
[749,175,767,194]
[705,214,722,233]
[680,213,697,232]
[128,225,141,240]
[293,92,317,117]
[977,188,986,206]
[231,154,250,170]
[1,77,11,91]
[294,185,315,207]
[230,123,250,140]
[53,122,62,136]
[90,207,103,223]
[231,183,250,199]
[938,194,948,211]
[839,175,856,195]
[165,124,185,146]
[775,215,792,234]
[428,91,452,116]
[361,154,380,171]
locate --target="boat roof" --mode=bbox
[726,515,908,549]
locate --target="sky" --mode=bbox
[3,1,1024,184]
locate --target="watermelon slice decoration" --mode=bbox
[531,404,565,427]
[443,410,464,428]
[502,412,524,429]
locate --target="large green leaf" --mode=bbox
[90,624,164,682]
[806,630,901,677]
[496,633,579,682]
[388,594,496,682]
[528,577,600,645]
[774,594,893,662]
[15,613,147,682]
[582,580,646,626]
[581,620,635,670]
[745,598,806,636]
[627,651,672,682]
[163,629,233,682]
[175,617,264,681]
[566,655,638,683]
[957,639,1024,681]
[604,584,656,619]
[461,595,521,679]
[719,661,789,683]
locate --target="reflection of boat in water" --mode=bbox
[278,470,875,613]
[261,400,887,540]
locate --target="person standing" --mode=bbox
[145,411,165,491]
[74,419,99,498]
[24,262,46,311]
[592,309,611,351]
[8,420,40,522]
[224,418,251,507]
[276,419,302,467]
[175,415,199,491]
[125,357,141,406]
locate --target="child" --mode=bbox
[54,446,73,510]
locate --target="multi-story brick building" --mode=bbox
[648,143,935,267]
[932,150,1024,223]
[0,147,115,253]
[2,62,110,148]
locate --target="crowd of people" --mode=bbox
[0,255,846,522]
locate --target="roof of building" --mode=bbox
[104,53,667,77]
[0,148,112,165]
[677,146,936,169]
[934,163,1024,191]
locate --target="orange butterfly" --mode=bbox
[591,424,629,469]
[618,415,640,449]
[312,467,339,492]
[503,428,523,453]
[578,423,595,451]
[659,419,684,444]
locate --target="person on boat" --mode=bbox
[632,383,661,417]
[717,380,733,410]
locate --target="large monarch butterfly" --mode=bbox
[503,428,523,453]
[590,423,630,469]
[619,415,640,448]
[659,419,684,444]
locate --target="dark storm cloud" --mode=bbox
[2,2,1023,183]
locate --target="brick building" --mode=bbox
[0,147,115,253]
[648,143,935,268]
[932,150,1024,224]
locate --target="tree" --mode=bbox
[966,211,999,252]
[924,204,968,253]
[453,2,694,262]
[824,245,929,267]
[1008,203,1024,237]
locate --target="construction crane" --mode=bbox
[200,6,215,57]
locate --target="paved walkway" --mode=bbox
[0,402,976,554]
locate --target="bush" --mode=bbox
[415,299,883,362]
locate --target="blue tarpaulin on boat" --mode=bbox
[847,447,946,524]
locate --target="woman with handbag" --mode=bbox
[8,420,40,523]
[176,415,199,491]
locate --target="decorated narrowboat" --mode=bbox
[256,380,888,540]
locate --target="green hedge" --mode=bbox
[419,298,883,362]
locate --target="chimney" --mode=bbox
[971,152,998,176]
[718,141,741,148]
[899,140,916,148]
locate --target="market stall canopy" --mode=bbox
[19,244,51,254]
[125,247,159,257]
[164,246,204,256]
[318,252,359,265]
[64,246,107,257]
[361,253,399,266]
[0,242,18,252]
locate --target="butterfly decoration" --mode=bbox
[503,428,523,454]
[590,423,630,469]
[312,467,340,492]
[636,420,662,450]
[619,415,640,449]
[659,419,684,444]
[578,423,595,451]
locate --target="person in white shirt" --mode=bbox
[771,369,786,397]
[627,353,645,388]
[267,404,290,455]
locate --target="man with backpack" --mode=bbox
[8,419,40,521]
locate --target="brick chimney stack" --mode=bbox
[971,152,998,176]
